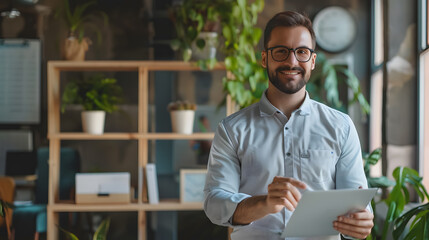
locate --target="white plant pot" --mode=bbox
[81,111,106,135]
[191,32,218,60]
[170,110,195,134]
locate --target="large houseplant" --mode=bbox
[307,53,370,115]
[61,75,122,134]
[363,148,429,240]
[55,0,108,61]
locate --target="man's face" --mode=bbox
[261,26,317,95]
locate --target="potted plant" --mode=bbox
[167,100,197,134]
[59,217,110,240]
[61,75,122,134]
[169,0,266,105]
[219,0,267,108]
[307,53,370,115]
[363,148,429,239]
[55,0,108,61]
[170,0,221,63]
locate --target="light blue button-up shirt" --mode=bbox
[204,92,368,240]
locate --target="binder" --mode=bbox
[145,163,159,204]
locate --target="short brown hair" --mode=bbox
[264,11,316,49]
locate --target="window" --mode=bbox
[369,0,384,177]
[419,0,429,187]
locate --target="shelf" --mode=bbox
[49,199,203,212]
[145,132,214,140]
[143,199,203,211]
[49,202,141,212]
[48,132,215,140]
[48,61,226,71]
[47,60,226,240]
[48,133,141,140]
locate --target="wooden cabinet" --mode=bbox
[47,61,234,240]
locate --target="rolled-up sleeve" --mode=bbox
[204,120,251,227]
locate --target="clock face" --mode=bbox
[313,7,357,53]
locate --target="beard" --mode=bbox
[267,63,309,94]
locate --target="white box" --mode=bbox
[75,172,130,204]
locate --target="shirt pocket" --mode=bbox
[300,149,335,183]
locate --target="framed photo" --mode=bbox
[180,169,207,203]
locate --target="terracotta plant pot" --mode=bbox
[62,37,90,61]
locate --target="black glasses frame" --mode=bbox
[266,45,315,63]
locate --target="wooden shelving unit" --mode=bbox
[46,61,230,240]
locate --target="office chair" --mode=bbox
[12,147,80,240]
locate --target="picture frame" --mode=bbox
[180,169,207,203]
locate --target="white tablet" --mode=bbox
[281,188,378,238]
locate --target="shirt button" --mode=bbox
[285,127,289,130]
[286,152,291,156]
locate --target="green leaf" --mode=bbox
[254,0,264,11]
[93,218,110,240]
[186,26,197,42]
[196,38,206,49]
[383,201,397,240]
[182,48,192,62]
[0,201,4,217]
[368,177,395,188]
[366,148,382,165]
[324,68,340,107]
[58,225,80,240]
[222,25,232,42]
[394,203,429,240]
[248,76,257,91]
[206,58,217,69]
[252,28,262,45]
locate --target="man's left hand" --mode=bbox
[333,209,374,239]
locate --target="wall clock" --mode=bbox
[313,6,357,53]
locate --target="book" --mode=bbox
[145,163,159,204]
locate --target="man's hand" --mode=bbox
[232,176,306,225]
[333,209,374,239]
[266,176,307,213]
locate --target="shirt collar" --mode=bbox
[259,91,312,117]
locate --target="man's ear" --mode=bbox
[261,50,267,69]
[311,53,317,70]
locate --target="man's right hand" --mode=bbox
[266,176,307,213]
[232,176,307,225]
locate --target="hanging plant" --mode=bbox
[219,0,267,108]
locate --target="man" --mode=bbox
[204,11,374,240]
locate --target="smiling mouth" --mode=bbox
[279,70,301,76]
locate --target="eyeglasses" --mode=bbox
[267,46,314,63]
